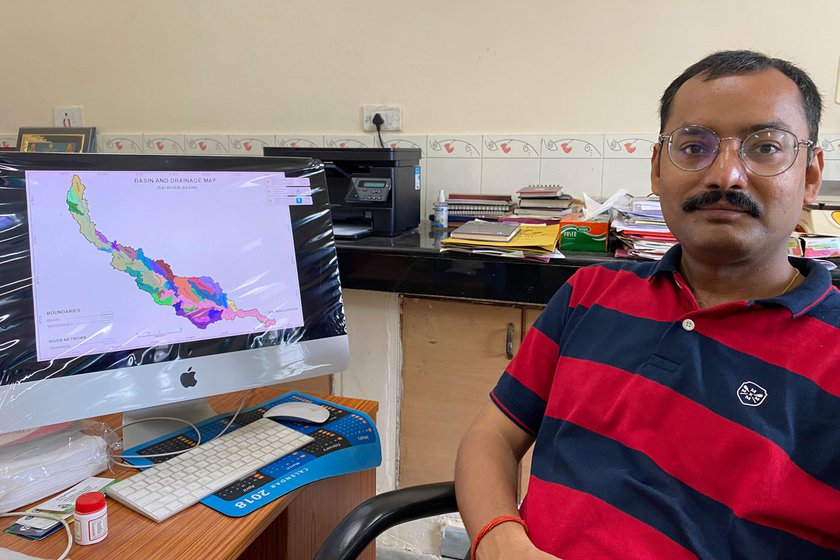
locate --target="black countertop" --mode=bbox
[335,223,840,306]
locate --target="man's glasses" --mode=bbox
[658,125,813,177]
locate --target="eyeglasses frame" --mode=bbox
[657,125,814,177]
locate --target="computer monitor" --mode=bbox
[0,152,349,442]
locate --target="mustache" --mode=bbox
[682,190,762,217]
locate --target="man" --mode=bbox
[455,50,840,559]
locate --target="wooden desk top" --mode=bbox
[0,388,377,560]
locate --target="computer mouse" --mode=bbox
[263,401,330,424]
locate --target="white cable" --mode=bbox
[0,511,72,560]
[109,391,252,468]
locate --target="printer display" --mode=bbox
[265,147,421,238]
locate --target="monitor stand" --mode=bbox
[121,398,218,450]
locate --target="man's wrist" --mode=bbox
[473,519,530,559]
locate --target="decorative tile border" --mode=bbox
[185,134,229,155]
[604,134,658,159]
[98,134,144,153]
[541,134,604,159]
[230,135,274,156]
[276,135,323,148]
[381,135,427,158]
[143,134,186,154]
[426,136,482,158]
[819,134,840,160]
[482,135,541,158]
[0,134,17,149]
[324,135,373,149]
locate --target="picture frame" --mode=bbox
[17,127,96,153]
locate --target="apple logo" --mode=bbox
[180,367,198,388]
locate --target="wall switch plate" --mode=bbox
[362,105,401,132]
[54,106,84,127]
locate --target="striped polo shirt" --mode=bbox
[491,245,840,559]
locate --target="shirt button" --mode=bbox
[682,319,695,331]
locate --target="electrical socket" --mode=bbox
[54,106,84,127]
[362,105,401,132]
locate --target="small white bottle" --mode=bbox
[74,492,108,545]
[432,189,448,229]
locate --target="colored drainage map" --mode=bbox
[26,170,310,361]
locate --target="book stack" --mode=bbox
[513,184,575,220]
[445,194,514,223]
[612,196,677,260]
[441,219,560,262]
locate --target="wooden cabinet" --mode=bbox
[398,297,543,490]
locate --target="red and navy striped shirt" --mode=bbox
[492,246,840,559]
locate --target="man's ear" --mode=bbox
[803,147,824,204]
[651,143,662,196]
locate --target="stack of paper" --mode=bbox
[441,221,560,262]
[513,184,576,220]
[446,194,515,222]
[612,197,677,260]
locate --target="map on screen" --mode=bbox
[26,170,312,362]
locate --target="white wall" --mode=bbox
[2,1,838,134]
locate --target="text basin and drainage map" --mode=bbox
[26,170,311,362]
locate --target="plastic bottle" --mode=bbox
[432,189,448,229]
[74,492,108,545]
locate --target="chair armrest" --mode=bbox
[314,481,457,560]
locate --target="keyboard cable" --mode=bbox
[107,390,252,469]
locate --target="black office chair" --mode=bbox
[313,481,467,560]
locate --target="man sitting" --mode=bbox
[455,50,839,559]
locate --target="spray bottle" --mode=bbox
[432,189,448,229]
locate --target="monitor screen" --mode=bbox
[0,152,348,436]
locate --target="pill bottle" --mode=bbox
[432,189,448,229]
[74,492,108,545]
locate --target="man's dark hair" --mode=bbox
[659,50,822,144]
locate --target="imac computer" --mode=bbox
[0,152,348,444]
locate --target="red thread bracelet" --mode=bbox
[470,515,528,559]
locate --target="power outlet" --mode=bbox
[54,106,84,127]
[362,105,401,132]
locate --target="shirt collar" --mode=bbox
[650,244,834,317]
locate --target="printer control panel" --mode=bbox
[346,178,391,203]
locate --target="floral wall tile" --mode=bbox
[230,135,274,156]
[324,135,373,149]
[143,134,186,154]
[541,134,604,159]
[423,158,482,219]
[602,159,653,198]
[276,135,324,148]
[381,135,427,158]
[185,134,229,155]
[539,159,604,199]
[426,136,482,158]
[481,159,540,195]
[482,135,541,158]
[98,134,144,153]
[604,134,658,159]
[819,134,840,160]
[822,160,840,181]
[0,134,17,149]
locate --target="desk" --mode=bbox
[0,387,377,560]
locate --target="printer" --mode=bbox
[264,147,421,238]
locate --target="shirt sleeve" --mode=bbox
[490,279,573,435]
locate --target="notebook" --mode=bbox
[450,220,521,242]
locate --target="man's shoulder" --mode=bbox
[571,258,660,285]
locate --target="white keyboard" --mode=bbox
[106,418,313,522]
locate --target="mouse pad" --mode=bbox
[120,391,382,517]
